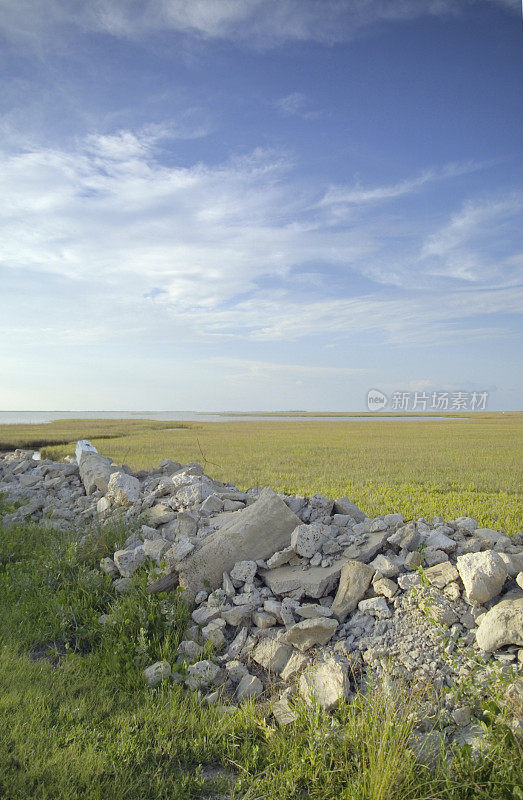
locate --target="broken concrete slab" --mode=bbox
[283,617,338,652]
[475,594,523,651]
[333,497,366,522]
[331,560,375,621]
[251,637,294,675]
[78,452,117,495]
[298,655,351,710]
[174,487,301,595]
[342,530,390,563]
[261,558,350,599]
[107,470,141,506]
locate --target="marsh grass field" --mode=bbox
[0,413,522,799]
[1,412,521,532]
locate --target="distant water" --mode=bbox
[0,411,467,424]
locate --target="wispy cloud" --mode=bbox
[0,0,517,49]
[420,196,523,282]
[274,92,322,120]
[0,126,520,352]
[319,161,489,208]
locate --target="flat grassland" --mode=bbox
[1,412,521,532]
[1,415,522,799]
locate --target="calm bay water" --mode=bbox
[0,411,467,425]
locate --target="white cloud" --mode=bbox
[274,92,321,120]
[420,196,523,282]
[0,0,517,48]
[0,126,520,353]
[319,161,488,208]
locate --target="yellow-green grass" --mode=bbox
[1,413,521,533]
[0,513,521,800]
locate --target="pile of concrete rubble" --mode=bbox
[1,441,522,754]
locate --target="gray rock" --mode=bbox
[358,597,392,619]
[295,604,334,619]
[143,538,170,565]
[226,626,249,659]
[368,554,399,578]
[372,577,398,599]
[192,606,220,626]
[174,476,216,507]
[113,577,132,593]
[175,488,301,595]
[200,493,224,515]
[251,638,294,674]
[165,538,195,565]
[97,496,111,514]
[272,696,296,725]
[404,551,423,570]
[177,640,202,662]
[424,562,459,589]
[185,660,221,690]
[331,560,374,621]
[225,660,249,684]
[281,597,299,627]
[100,557,119,577]
[280,650,309,680]
[475,595,523,651]
[201,620,226,649]
[144,661,171,687]
[283,617,338,652]
[290,523,326,558]
[173,511,198,538]
[114,546,146,578]
[252,611,276,629]
[262,559,349,599]
[334,497,366,521]
[498,552,523,578]
[107,471,141,506]
[423,548,448,567]
[222,605,253,627]
[425,530,457,553]
[266,546,294,569]
[78,451,115,495]
[263,599,283,622]
[230,560,258,583]
[457,551,507,605]
[388,523,420,551]
[236,673,263,701]
[146,502,176,527]
[299,655,351,710]
[342,530,390,563]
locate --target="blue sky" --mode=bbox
[0,0,521,411]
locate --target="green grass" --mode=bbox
[0,513,522,800]
[1,412,519,532]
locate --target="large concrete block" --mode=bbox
[78,451,116,495]
[175,487,301,595]
[261,558,350,599]
[331,560,375,620]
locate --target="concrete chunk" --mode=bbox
[299,655,351,710]
[107,471,141,506]
[475,595,523,652]
[78,451,115,495]
[457,551,507,605]
[251,638,294,674]
[262,559,349,599]
[283,617,338,652]
[331,560,374,620]
[175,487,301,595]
